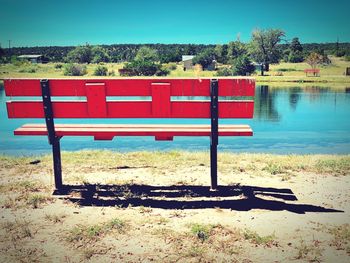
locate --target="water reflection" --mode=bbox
[254,85,280,122]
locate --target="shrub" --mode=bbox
[65,46,92,63]
[63,63,87,76]
[54,63,63,69]
[288,51,304,63]
[216,67,232,76]
[93,65,108,76]
[19,66,37,73]
[345,56,350,62]
[193,48,215,69]
[164,62,177,71]
[91,46,110,63]
[231,54,255,76]
[122,60,169,76]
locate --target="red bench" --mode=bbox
[4,78,255,191]
[304,68,320,77]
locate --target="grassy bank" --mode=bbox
[1,151,349,183]
[1,56,349,84]
[0,151,349,262]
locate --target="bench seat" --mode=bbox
[14,123,253,140]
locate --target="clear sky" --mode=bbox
[1,0,349,47]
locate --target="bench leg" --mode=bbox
[52,137,63,190]
[210,142,218,190]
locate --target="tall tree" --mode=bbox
[306,52,323,69]
[0,46,4,62]
[135,46,158,62]
[250,28,285,75]
[214,44,228,64]
[227,41,246,62]
[290,37,303,52]
[65,45,92,63]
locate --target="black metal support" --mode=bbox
[41,79,62,190]
[210,79,219,190]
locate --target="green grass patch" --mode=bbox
[243,229,276,246]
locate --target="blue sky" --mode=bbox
[1,0,349,47]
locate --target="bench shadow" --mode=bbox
[54,184,343,214]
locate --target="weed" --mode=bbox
[2,219,33,239]
[27,194,52,208]
[243,229,276,246]
[190,223,214,242]
[66,218,127,244]
[315,158,350,175]
[295,239,323,261]
[139,205,153,214]
[183,246,206,257]
[327,224,350,251]
[263,162,284,175]
[44,213,66,223]
[106,218,126,233]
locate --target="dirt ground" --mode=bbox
[0,151,349,262]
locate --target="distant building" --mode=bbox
[182,55,195,71]
[18,55,48,64]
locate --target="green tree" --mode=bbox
[290,37,303,52]
[0,46,5,62]
[214,44,228,64]
[306,52,323,69]
[91,46,110,63]
[192,48,215,69]
[249,28,285,75]
[227,41,246,62]
[231,54,255,76]
[65,45,92,63]
[287,37,304,63]
[135,46,158,62]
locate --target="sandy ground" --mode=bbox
[0,152,349,262]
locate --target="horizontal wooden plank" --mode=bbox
[21,124,251,129]
[7,100,254,118]
[4,78,255,97]
[14,124,253,137]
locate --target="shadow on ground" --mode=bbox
[54,184,343,214]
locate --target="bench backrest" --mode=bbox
[5,78,255,119]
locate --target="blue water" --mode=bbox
[1,83,350,155]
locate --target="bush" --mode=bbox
[193,48,215,69]
[65,46,92,64]
[63,63,87,76]
[54,63,63,69]
[164,63,177,71]
[155,66,170,76]
[93,65,108,76]
[122,60,168,76]
[288,51,304,63]
[231,55,255,76]
[216,67,232,76]
[345,56,350,62]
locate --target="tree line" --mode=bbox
[2,40,350,64]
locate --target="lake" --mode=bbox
[1,82,350,155]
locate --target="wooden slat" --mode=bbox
[86,83,107,117]
[4,78,255,97]
[14,124,253,137]
[151,83,171,117]
[7,100,254,119]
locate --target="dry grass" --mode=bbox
[0,151,349,262]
